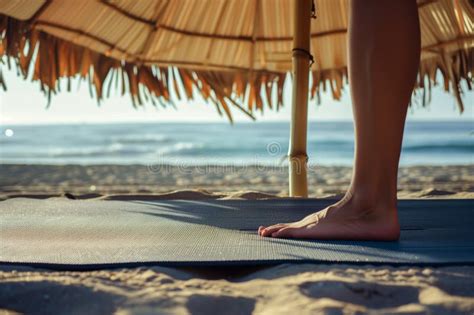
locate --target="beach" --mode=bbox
[1,163,473,314]
[1,164,473,200]
[2,264,474,314]
[1,0,473,311]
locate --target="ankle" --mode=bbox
[344,187,397,211]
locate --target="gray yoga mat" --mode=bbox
[1,198,473,268]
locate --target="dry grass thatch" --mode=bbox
[0,0,472,121]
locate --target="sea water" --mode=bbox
[0,121,472,166]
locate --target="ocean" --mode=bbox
[0,121,472,166]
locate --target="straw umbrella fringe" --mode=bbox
[0,1,472,120]
[1,15,289,122]
[0,16,267,122]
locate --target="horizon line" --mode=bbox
[1,118,473,127]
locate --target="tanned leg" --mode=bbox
[258,0,420,240]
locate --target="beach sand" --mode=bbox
[1,264,473,314]
[1,164,473,200]
[0,164,473,314]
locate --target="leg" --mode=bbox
[258,0,420,240]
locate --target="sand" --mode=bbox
[0,164,473,314]
[1,164,473,200]
[1,265,473,314]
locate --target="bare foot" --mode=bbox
[258,193,400,241]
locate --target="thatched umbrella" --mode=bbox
[0,0,472,197]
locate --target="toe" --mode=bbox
[271,226,297,238]
[272,225,314,238]
[272,224,321,239]
[257,226,265,235]
[260,223,287,237]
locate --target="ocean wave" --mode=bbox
[156,142,206,155]
[403,143,474,152]
[42,144,153,158]
[110,134,171,145]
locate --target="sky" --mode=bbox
[0,66,472,125]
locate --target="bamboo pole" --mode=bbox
[288,0,312,198]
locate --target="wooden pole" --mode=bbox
[288,0,312,197]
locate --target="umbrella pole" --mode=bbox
[288,0,312,197]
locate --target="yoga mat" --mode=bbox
[1,198,473,268]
